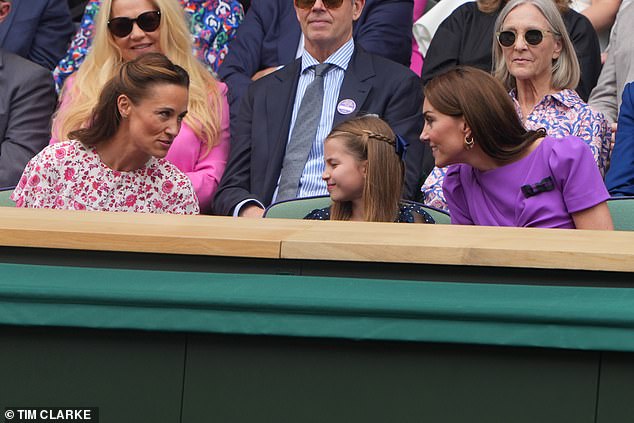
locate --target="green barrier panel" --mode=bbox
[2,262,634,351]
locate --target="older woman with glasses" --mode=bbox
[51,0,230,213]
[420,0,601,101]
[422,0,610,211]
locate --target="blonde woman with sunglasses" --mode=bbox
[422,0,611,211]
[51,0,230,213]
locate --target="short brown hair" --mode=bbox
[327,116,404,222]
[424,66,545,162]
[69,53,189,145]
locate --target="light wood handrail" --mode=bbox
[0,208,632,271]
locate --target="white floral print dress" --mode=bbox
[12,140,199,214]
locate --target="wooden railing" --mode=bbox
[0,207,633,272]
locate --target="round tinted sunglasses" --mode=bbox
[496,29,558,47]
[108,10,161,38]
[294,0,344,9]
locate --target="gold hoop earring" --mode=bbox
[464,135,474,150]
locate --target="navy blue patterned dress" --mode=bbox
[304,202,435,223]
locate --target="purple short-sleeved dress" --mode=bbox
[443,136,609,228]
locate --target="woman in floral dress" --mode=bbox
[13,53,199,214]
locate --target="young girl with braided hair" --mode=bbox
[305,115,435,223]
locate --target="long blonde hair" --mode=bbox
[54,0,222,153]
[329,116,404,222]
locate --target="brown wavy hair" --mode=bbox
[69,53,189,145]
[424,66,545,163]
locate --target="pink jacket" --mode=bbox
[51,76,231,213]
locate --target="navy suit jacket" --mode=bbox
[0,0,74,70]
[218,0,414,120]
[605,82,634,196]
[212,46,432,216]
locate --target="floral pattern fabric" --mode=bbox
[53,0,244,92]
[12,140,200,214]
[421,89,611,211]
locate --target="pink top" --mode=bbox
[12,140,200,214]
[51,75,231,213]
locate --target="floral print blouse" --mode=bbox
[53,0,244,91]
[12,140,200,214]
[421,88,611,211]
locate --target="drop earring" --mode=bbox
[464,135,474,150]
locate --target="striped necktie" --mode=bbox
[277,63,333,202]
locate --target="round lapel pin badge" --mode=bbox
[337,99,356,115]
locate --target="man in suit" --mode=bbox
[0,0,56,187]
[218,0,414,119]
[0,0,74,70]
[213,0,430,217]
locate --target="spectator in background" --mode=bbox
[413,0,469,65]
[588,0,634,124]
[218,0,414,119]
[212,0,429,217]
[13,54,199,214]
[0,0,56,187]
[0,0,74,70]
[493,0,609,171]
[422,0,610,210]
[52,0,231,213]
[421,0,601,101]
[68,0,90,21]
[422,67,613,229]
[409,0,427,75]
[53,0,244,92]
[570,0,620,51]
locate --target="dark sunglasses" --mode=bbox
[496,29,558,47]
[108,10,161,38]
[294,0,344,10]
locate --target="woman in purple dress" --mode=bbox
[422,0,611,211]
[420,66,613,229]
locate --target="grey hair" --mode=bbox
[492,0,580,91]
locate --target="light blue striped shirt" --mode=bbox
[274,38,355,201]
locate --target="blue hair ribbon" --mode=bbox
[395,134,409,162]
